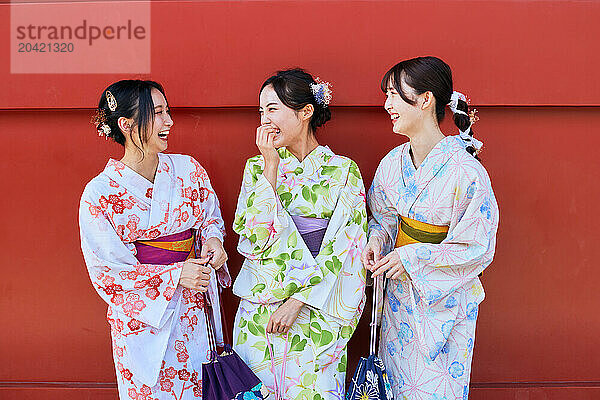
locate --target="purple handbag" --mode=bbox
[201,292,269,400]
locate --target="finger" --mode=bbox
[364,250,376,270]
[386,265,399,279]
[197,285,208,293]
[371,257,391,277]
[266,318,272,334]
[390,270,403,280]
[271,320,279,334]
[208,249,223,265]
[266,131,274,146]
[373,246,382,263]
[200,243,212,259]
[372,262,390,278]
[201,265,212,274]
[360,248,370,266]
[373,263,391,277]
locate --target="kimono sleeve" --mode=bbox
[367,157,398,255]
[291,160,368,323]
[190,158,225,244]
[396,167,499,304]
[189,158,231,288]
[79,186,184,329]
[233,158,289,259]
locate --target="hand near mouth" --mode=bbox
[256,123,280,165]
[256,123,280,190]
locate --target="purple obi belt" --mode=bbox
[291,215,329,257]
[134,229,195,264]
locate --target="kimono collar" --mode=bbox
[277,145,331,164]
[102,154,166,202]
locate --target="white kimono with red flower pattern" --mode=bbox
[79,153,230,400]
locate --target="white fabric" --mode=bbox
[79,153,230,394]
[447,91,483,153]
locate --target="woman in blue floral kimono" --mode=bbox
[363,57,499,400]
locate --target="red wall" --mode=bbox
[1,1,599,399]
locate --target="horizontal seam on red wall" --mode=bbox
[1,105,600,112]
[2,381,600,389]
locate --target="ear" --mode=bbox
[421,91,435,110]
[117,117,133,135]
[300,104,314,121]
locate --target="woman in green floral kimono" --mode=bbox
[232,69,367,400]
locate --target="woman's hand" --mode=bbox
[361,236,383,269]
[200,237,228,270]
[256,123,280,166]
[256,123,280,190]
[266,298,304,334]
[179,259,212,292]
[369,249,406,280]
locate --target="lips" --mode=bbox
[390,113,399,122]
[158,130,169,140]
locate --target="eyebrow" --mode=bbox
[259,102,278,110]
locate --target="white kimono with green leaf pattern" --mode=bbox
[232,146,367,400]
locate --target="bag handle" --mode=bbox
[266,332,289,400]
[369,275,386,355]
[203,255,232,357]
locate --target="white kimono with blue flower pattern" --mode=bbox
[367,136,499,400]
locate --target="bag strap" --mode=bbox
[204,294,218,356]
[369,275,387,355]
[266,332,290,400]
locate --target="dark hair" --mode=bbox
[260,68,331,134]
[95,80,168,151]
[381,56,479,157]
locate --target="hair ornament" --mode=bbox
[448,91,468,116]
[98,123,111,138]
[448,91,483,154]
[469,109,480,125]
[105,90,118,112]
[310,78,333,107]
[91,108,111,138]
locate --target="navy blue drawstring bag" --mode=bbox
[346,277,394,400]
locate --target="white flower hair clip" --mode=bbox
[99,123,111,138]
[310,78,332,107]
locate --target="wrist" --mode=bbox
[205,236,221,245]
[263,158,279,170]
[286,297,304,310]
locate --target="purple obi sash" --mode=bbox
[291,215,329,257]
[134,229,195,264]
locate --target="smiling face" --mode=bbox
[146,88,173,153]
[384,76,426,138]
[125,88,174,155]
[259,84,309,148]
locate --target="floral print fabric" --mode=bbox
[79,153,230,399]
[232,146,367,399]
[367,136,499,399]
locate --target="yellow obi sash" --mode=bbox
[395,216,449,248]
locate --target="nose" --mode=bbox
[384,96,392,113]
[260,115,270,125]
[164,112,174,127]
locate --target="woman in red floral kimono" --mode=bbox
[79,80,230,399]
